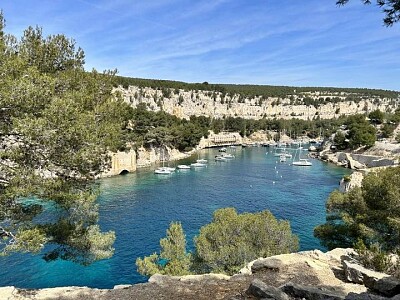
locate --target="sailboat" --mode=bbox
[154,148,174,174]
[273,147,292,158]
[292,147,312,166]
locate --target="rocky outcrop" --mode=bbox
[339,172,364,192]
[322,151,397,170]
[343,261,400,297]
[114,86,399,121]
[135,145,194,168]
[4,248,400,300]
[247,279,289,300]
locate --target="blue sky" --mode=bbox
[1,0,399,90]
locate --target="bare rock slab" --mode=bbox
[282,282,346,300]
[247,279,289,300]
[251,258,283,273]
[343,261,400,297]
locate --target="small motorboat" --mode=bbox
[190,162,207,168]
[154,167,172,174]
[215,155,227,161]
[177,165,190,169]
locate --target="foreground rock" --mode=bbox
[344,260,400,297]
[2,248,400,299]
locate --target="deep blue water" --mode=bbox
[0,147,350,289]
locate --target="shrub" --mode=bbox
[136,222,192,276]
[193,208,299,275]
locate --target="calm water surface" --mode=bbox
[0,147,350,288]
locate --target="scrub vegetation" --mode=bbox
[136,208,298,276]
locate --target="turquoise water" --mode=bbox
[0,147,349,288]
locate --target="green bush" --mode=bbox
[315,166,400,254]
[136,208,298,277]
[193,208,299,275]
[136,222,192,276]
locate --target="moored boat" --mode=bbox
[196,159,208,164]
[154,167,172,174]
[215,155,227,161]
[292,147,312,166]
[292,159,312,166]
[177,165,190,169]
[190,162,207,168]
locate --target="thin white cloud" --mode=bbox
[2,0,399,90]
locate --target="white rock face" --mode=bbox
[114,86,399,121]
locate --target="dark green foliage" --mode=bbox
[129,105,209,152]
[381,123,396,138]
[334,131,347,150]
[193,208,299,275]
[345,114,377,149]
[354,240,392,273]
[136,222,192,276]
[368,109,384,124]
[137,208,298,277]
[315,166,400,252]
[0,12,132,263]
[114,76,399,100]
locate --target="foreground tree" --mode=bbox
[0,12,132,263]
[136,208,298,277]
[314,166,400,251]
[193,208,299,275]
[336,0,400,26]
[136,222,192,276]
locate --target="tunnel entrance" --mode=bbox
[119,170,129,175]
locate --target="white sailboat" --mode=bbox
[273,148,292,158]
[155,149,174,174]
[292,147,312,166]
[195,151,208,164]
[191,151,207,167]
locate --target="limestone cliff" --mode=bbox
[114,86,399,121]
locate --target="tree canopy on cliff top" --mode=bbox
[0,12,132,264]
[115,76,399,100]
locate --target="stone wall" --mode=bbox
[102,150,136,176]
[324,151,397,169]
[351,153,396,168]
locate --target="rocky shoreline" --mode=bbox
[2,248,399,299]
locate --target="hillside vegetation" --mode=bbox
[115,76,399,99]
